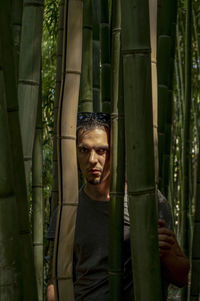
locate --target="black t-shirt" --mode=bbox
[48,188,173,300]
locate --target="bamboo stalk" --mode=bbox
[157,0,177,196]
[121,1,162,300]
[190,131,200,301]
[52,0,65,216]
[0,67,22,301]
[79,0,93,112]
[109,0,125,299]
[18,0,44,185]
[181,0,192,298]
[93,0,101,112]
[149,0,158,186]
[11,0,23,72]
[32,83,43,301]
[0,3,38,299]
[181,0,192,256]
[101,0,111,113]
[53,0,83,300]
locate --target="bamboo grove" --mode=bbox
[0,0,200,300]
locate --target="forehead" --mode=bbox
[77,128,109,146]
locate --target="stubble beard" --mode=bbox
[87,177,102,185]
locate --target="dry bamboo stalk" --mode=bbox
[53,1,83,300]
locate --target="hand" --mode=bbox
[158,219,176,258]
[157,219,190,287]
[46,284,55,301]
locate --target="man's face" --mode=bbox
[77,127,110,185]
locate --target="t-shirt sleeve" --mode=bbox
[157,190,173,231]
[47,207,58,240]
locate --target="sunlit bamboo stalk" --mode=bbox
[149,0,158,186]
[53,0,83,300]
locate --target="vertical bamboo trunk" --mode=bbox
[79,0,93,112]
[47,0,65,287]
[0,67,21,301]
[157,0,177,196]
[93,0,101,112]
[101,0,111,113]
[149,0,158,186]
[181,0,192,256]
[11,0,23,72]
[109,0,125,299]
[18,0,44,185]
[52,0,65,216]
[0,3,38,300]
[32,84,43,301]
[121,1,162,300]
[181,0,192,299]
[190,155,200,301]
[54,0,83,300]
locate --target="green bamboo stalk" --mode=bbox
[176,19,185,116]
[121,1,162,300]
[190,153,200,301]
[32,83,43,301]
[101,0,111,113]
[92,0,101,112]
[53,0,83,300]
[52,0,64,215]
[11,0,23,72]
[109,0,125,299]
[181,0,192,256]
[0,67,22,301]
[181,0,192,299]
[0,3,38,300]
[18,0,44,185]
[157,0,177,196]
[79,0,93,112]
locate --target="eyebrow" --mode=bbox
[77,144,109,150]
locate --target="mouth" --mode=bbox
[89,169,101,175]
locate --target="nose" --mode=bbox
[88,149,98,164]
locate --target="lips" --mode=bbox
[89,169,101,175]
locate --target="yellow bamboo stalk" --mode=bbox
[149,0,158,186]
[53,1,83,300]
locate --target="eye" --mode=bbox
[96,148,108,155]
[79,147,88,153]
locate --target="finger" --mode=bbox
[158,219,166,227]
[158,234,175,245]
[159,241,172,249]
[158,227,175,237]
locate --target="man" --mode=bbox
[47,112,189,301]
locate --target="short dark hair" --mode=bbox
[77,112,110,135]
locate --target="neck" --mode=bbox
[84,180,110,201]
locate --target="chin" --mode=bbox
[87,178,101,185]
